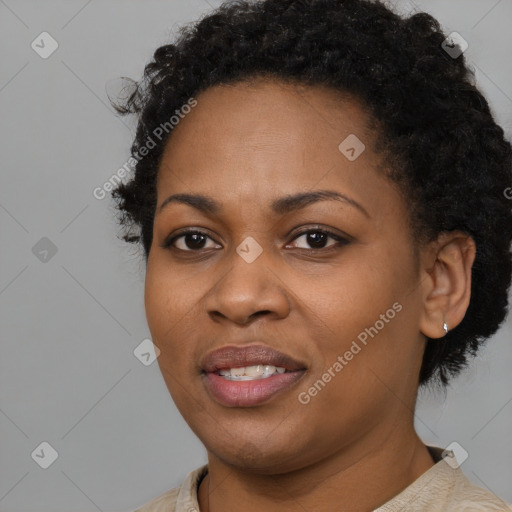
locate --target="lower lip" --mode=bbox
[203,371,306,407]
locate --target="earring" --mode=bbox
[443,321,448,335]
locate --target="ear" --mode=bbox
[419,232,476,339]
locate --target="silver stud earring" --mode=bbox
[443,321,448,335]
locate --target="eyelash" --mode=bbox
[162,227,350,253]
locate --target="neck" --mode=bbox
[197,427,435,512]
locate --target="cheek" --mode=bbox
[144,261,189,353]
[308,254,398,335]
[305,244,419,379]
[144,264,169,339]
[144,263,197,404]
[144,257,215,383]
[145,256,196,328]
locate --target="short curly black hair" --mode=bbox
[111,0,512,387]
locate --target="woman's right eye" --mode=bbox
[163,230,221,251]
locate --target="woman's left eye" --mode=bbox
[286,229,349,250]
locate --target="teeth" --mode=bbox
[218,364,288,380]
[231,367,246,377]
[244,365,265,377]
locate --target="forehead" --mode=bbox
[157,79,382,194]
[166,78,371,147]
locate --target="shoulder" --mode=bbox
[432,446,511,511]
[447,469,512,511]
[376,447,511,512]
[133,486,180,512]
[133,464,208,512]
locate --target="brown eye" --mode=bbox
[163,230,221,251]
[287,229,349,250]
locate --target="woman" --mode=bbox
[111,0,512,510]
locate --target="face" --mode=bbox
[145,79,428,474]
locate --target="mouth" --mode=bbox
[217,363,293,380]
[200,344,307,407]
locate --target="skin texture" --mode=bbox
[144,79,476,511]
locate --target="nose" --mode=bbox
[205,243,291,326]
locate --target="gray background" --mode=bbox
[0,0,511,510]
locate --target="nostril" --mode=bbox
[250,310,272,319]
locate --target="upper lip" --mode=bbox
[201,344,306,373]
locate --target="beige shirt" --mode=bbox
[134,447,512,511]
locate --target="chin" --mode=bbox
[203,433,315,475]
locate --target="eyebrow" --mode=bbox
[157,189,370,218]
